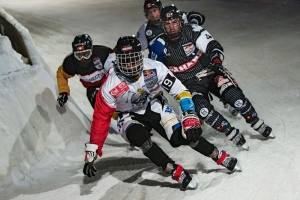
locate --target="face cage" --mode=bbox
[162,19,183,40]
[74,49,92,61]
[116,52,144,78]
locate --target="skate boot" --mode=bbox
[211,148,242,172]
[165,162,198,189]
[251,119,274,138]
[224,103,239,116]
[226,128,249,150]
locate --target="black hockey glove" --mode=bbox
[57,92,68,107]
[182,111,202,143]
[187,11,205,26]
[83,143,98,178]
[207,63,226,76]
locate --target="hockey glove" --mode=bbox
[182,111,202,143]
[207,63,226,76]
[57,92,68,107]
[187,11,205,26]
[83,143,98,178]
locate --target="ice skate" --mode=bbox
[165,163,199,189]
[251,119,274,138]
[215,150,242,172]
[226,128,249,150]
[224,103,239,116]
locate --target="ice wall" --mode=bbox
[0,8,90,188]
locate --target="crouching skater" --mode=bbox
[82,36,241,190]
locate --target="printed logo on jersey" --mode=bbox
[109,81,130,98]
[182,43,195,57]
[143,69,158,88]
[165,106,173,113]
[162,73,176,92]
[146,30,153,36]
[169,51,204,73]
[78,70,104,83]
[93,56,104,69]
[131,89,150,108]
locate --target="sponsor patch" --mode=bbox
[109,81,129,98]
[182,43,195,57]
[143,69,158,88]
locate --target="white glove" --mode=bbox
[83,143,98,177]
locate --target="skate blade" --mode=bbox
[268,133,275,139]
[241,143,249,151]
[128,145,140,151]
[187,179,199,190]
[233,162,242,172]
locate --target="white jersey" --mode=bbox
[101,58,187,114]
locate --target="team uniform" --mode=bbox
[137,0,205,51]
[149,6,273,149]
[82,36,240,190]
[137,11,205,51]
[57,45,115,107]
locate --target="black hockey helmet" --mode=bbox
[72,34,93,62]
[114,36,143,83]
[143,0,162,24]
[160,5,183,40]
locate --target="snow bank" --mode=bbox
[0,8,90,188]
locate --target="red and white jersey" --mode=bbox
[89,58,188,156]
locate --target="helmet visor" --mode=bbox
[74,49,92,61]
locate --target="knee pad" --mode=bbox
[222,86,258,122]
[192,93,232,133]
[222,84,246,109]
[192,93,215,120]
[139,138,153,153]
[126,124,150,146]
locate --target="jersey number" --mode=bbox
[162,73,175,92]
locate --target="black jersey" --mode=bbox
[149,24,222,82]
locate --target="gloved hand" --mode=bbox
[83,143,98,177]
[181,111,202,143]
[187,11,205,26]
[207,63,226,76]
[57,92,68,107]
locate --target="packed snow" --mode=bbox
[0,0,300,200]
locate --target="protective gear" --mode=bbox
[83,143,98,177]
[211,148,241,171]
[143,0,162,24]
[57,92,68,107]
[187,11,205,25]
[181,111,202,143]
[114,36,143,83]
[207,62,226,76]
[251,119,274,138]
[160,5,183,40]
[164,161,198,189]
[224,103,240,116]
[72,34,93,62]
[226,128,248,150]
